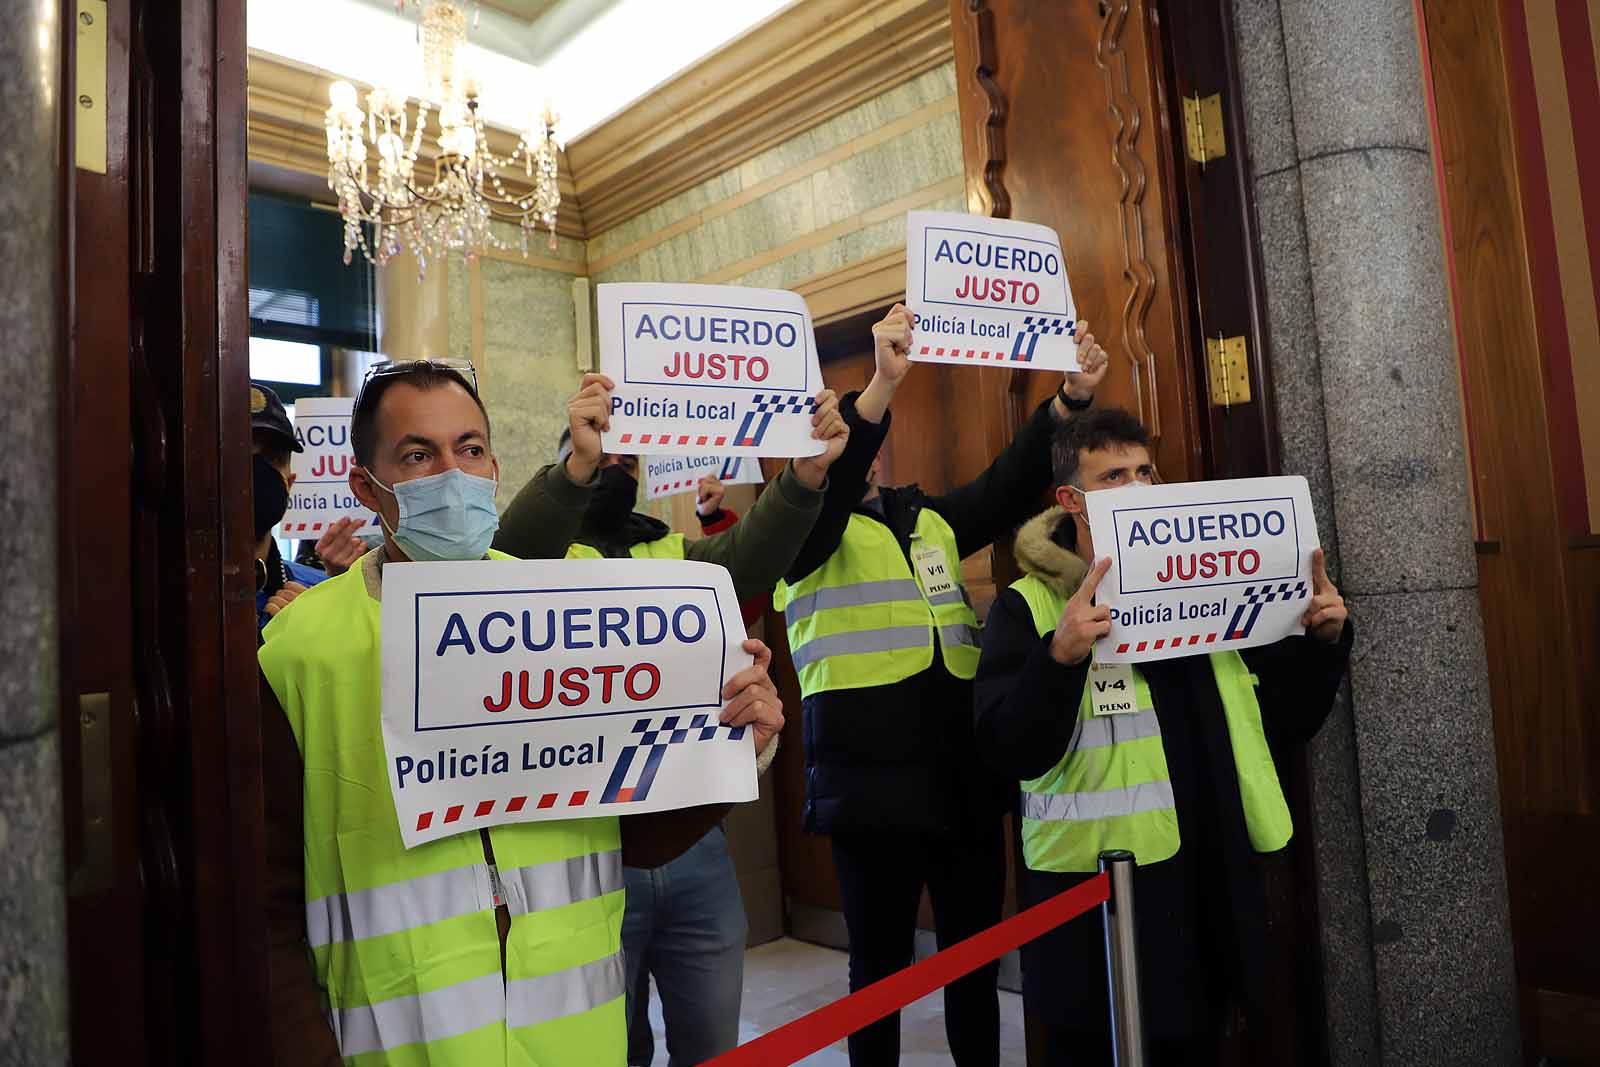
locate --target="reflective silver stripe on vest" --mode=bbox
[926,587,968,608]
[1072,709,1162,751]
[937,622,979,649]
[306,863,490,949]
[499,849,622,918]
[784,579,924,624]
[507,951,625,1029]
[332,971,506,1056]
[1021,780,1177,823]
[789,625,931,671]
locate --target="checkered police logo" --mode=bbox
[1008,315,1074,362]
[599,714,748,805]
[1223,580,1310,641]
[733,393,817,447]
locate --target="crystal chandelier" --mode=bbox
[323,0,561,275]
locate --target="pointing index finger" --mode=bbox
[1074,556,1113,602]
[1310,547,1330,591]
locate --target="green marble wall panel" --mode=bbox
[587,61,962,284]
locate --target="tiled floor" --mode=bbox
[637,937,1028,1065]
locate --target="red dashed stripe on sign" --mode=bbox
[1115,632,1221,655]
[620,432,729,447]
[918,345,1008,361]
[284,522,327,533]
[414,791,593,832]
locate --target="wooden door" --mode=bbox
[60,0,264,1062]
[1420,2,1600,1060]
[60,0,149,1060]
[950,2,1316,1063]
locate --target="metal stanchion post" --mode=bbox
[1099,850,1145,1067]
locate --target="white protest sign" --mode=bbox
[598,282,824,458]
[644,454,764,502]
[1086,476,1320,664]
[380,557,758,848]
[279,397,380,538]
[906,210,1078,372]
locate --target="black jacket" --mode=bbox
[785,390,1066,836]
[973,507,1352,1036]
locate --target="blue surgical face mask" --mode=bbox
[365,467,500,562]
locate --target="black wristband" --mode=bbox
[1057,384,1092,412]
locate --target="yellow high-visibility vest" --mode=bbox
[1009,572,1292,873]
[565,533,687,561]
[774,509,979,697]
[259,553,627,1066]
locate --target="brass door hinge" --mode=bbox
[1183,93,1226,168]
[1206,335,1251,408]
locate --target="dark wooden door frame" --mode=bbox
[61,1,265,1062]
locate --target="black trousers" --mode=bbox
[829,825,1006,1066]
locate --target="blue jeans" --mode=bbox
[623,825,748,1067]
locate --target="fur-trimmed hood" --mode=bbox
[1013,507,1091,599]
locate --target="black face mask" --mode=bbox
[583,465,639,532]
[253,454,291,542]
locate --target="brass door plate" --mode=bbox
[68,691,114,897]
[75,0,108,174]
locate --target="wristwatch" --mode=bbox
[1057,383,1093,412]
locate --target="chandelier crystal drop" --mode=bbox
[324,0,562,276]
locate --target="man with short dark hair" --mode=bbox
[974,408,1354,1065]
[773,303,1107,1067]
[258,359,786,1066]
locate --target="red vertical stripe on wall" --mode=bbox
[1552,2,1600,336]
[1414,0,1486,539]
[1499,0,1592,535]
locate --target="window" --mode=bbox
[249,337,322,386]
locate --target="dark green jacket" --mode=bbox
[494,460,824,601]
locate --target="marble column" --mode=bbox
[1230,1,1520,1063]
[0,0,69,1060]
[377,250,451,360]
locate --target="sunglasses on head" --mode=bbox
[354,357,480,412]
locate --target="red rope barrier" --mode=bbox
[704,871,1112,1067]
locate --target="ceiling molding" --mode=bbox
[245,50,589,240]
[566,0,952,238]
[245,0,952,245]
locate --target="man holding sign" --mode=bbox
[773,302,1106,1066]
[973,409,1352,1063]
[257,359,786,1067]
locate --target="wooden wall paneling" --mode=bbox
[1420,0,1600,1057]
